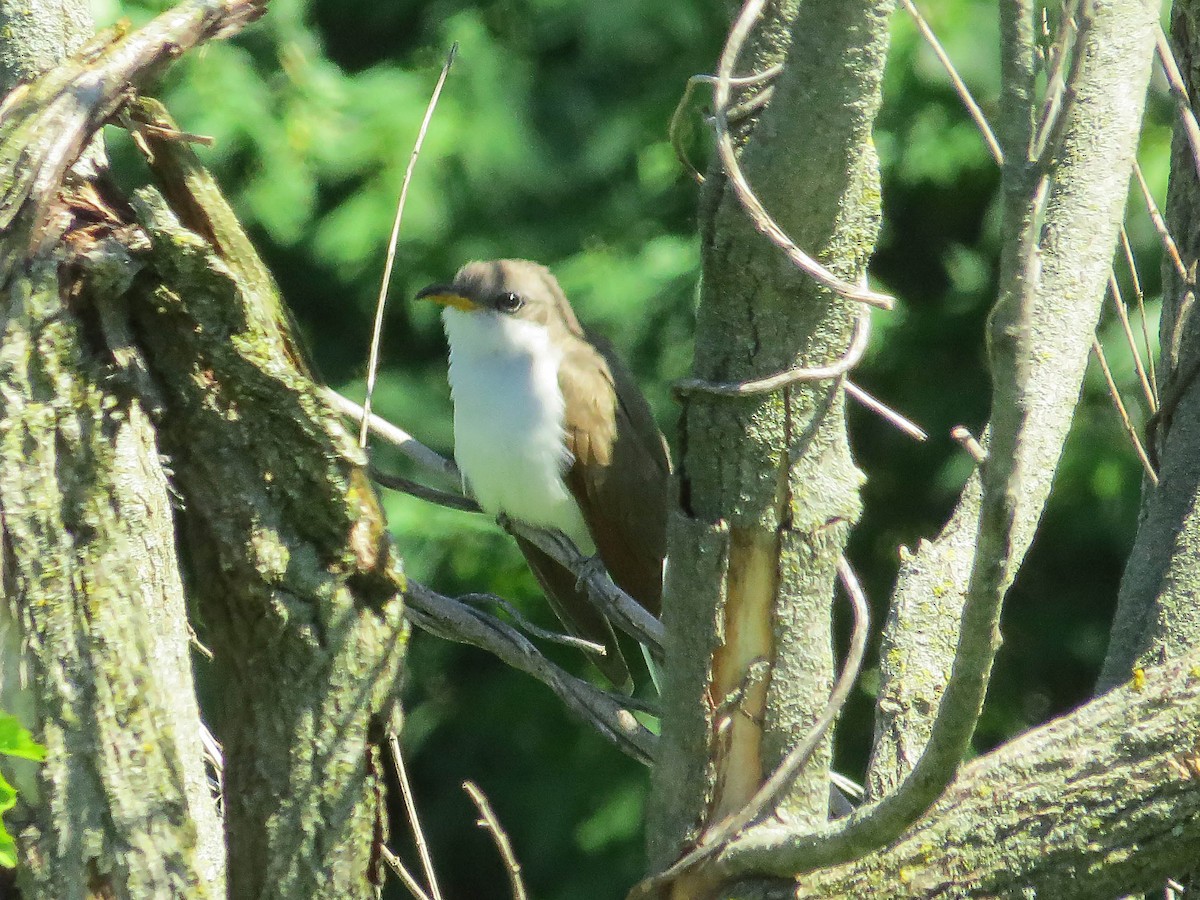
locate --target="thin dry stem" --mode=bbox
[951,425,987,463]
[359,43,458,448]
[1133,160,1189,285]
[1107,273,1157,414]
[463,781,529,900]
[1156,24,1200,186]
[389,733,446,900]
[382,846,435,900]
[844,379,928,442]
[674,309,871,396]
[901,0,1003,164]
[1092,336,1158,484]
[1118,226,1158,400]
[327,389,460,481]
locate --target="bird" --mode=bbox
[418,259,670,687]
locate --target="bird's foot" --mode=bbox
[574,554,609,593]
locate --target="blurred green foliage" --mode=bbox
[102,0,1170,895]
[0,712,46,869]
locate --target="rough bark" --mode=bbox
[775,650,1200,899]
[680,654,1200,900]
[0,5,248,897]
[1100,0,1200,692]
[0,0,92,93]
[646,0,891,893]
[870,0,1160,793]
[128,100,407,897]
[0,4,406,899]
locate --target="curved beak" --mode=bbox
[416,283,481,312]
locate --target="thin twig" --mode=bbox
[359,43,458,449]
[646,554,870,885]
[951,425,987,463]
[371,466,482,513]
[327,388,460,481]
[674,309,870,397]
[711,0,895,310]
[381,846,435,900]
[459,593,608,655]
[845,379,927,442]
[389,733,445,900]
[463,781,529,900]
[1156,24,1200,186]
[900,0,1002,164]
[1092,337,1158,484]
[1119,226,1158,400]
[1106,272,1157,414]
[1133,160,1189,285]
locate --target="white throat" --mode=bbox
[443,308,594,553]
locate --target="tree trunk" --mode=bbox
[646,0,891,895]
[1100,0,1200,693]
[0,3,407,898]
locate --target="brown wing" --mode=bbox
[560,332,670,617]
[513,534,632,690]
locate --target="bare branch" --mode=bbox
[950,425,987,463]
[389,734,445,900]
[793,650,1200,897]
[1133,160,1189,285]
[1156,24,1200,185]
[381,847,435,900]
[866,0,1158,808]
[325,389,460,481]
[1108,261,1157,414]
[1092,336,1158,484]
[370,466,482,514]
[404,580,655,765]
[844,380,928,442]
[1119,225,1158,400]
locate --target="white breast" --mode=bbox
[443,308,594,553]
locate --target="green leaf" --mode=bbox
[0,714,45,762]
[0,770,17,869]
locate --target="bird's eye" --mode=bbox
[496,291,523,313]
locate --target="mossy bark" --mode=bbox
[0,4,406,898]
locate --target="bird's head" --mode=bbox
[417,259,582,335]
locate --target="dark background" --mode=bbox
[105,1,1171,896]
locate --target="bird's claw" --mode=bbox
[574,554,608,593]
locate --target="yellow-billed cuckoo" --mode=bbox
[418,259,669,686]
